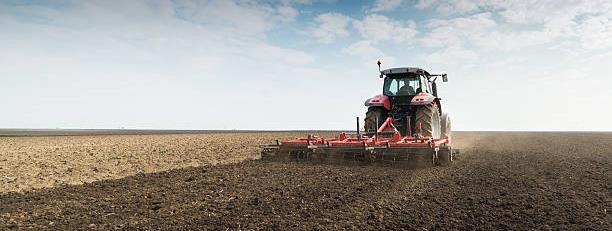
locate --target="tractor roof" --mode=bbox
[381,67,430,76]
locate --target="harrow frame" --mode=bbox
[261,117,457,166]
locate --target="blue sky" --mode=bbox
[1,0,611,131]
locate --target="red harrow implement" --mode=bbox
[261,117,457,166]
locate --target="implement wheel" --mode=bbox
[365,107,388,133]
[415,103,441,138]
[437,148,454,166]
[441,113,452,144]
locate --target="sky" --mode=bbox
[1,0,611,131]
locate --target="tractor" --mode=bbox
[364,63,451,142]
[261,63,456,166]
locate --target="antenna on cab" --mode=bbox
[377,60,383,78]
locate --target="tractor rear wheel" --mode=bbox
[365,107,387,133]
[414,103,441,138]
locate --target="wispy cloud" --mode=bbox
[309,12,351,43]
[353,14,417,43]
[369,0,402,12]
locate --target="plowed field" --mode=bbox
[1,132,610,230]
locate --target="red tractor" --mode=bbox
[364,64,451,142]
[261,63,456,166]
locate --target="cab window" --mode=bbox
[383,77,420,96]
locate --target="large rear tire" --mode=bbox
[365,107,387,133]
[414,103,441,138]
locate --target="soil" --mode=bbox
[0,132,610,230]
[0,132,311,193]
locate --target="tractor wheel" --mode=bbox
[441,113,452,144]
[365,107,387,133]
[414,103,441,138]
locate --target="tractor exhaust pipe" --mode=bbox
[407,116,412,137]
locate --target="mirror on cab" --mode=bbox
[442,74,448,82]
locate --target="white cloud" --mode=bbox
[424,47,478,65]
[343,40,396,66]
[309,12,351,43]
[0,0,320,129]
[474,30,557,51]
[416,0,612,31]
[493,0,604,24]
[172,0,298,35]
[343,40,383,57]
[277,6,299,23]
[278,0,330,5]
[577,15,612,50]
[2,0,611,131]
[248,43,316,65]
[414,0,436,9]
[416,0,612,25]
[416,0,479,14]
[421,12,496,48]
[352,14,417,43]
[370,0,402,12]
[418,1,612,51]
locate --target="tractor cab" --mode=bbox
[380,67,440,98]
[364,66,448,137]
